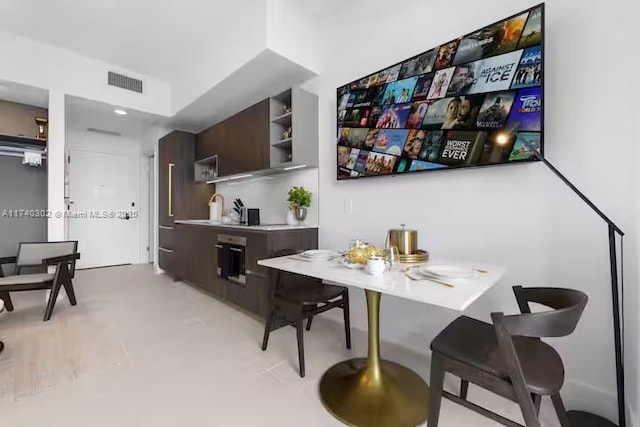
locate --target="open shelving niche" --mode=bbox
[269,89,293,167]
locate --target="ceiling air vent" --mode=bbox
[108,71,143,93]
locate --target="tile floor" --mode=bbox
[0,265,562,426]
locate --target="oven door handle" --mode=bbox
[246,269,267,279]
[229,247,243,253]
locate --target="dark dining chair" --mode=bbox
[428,286,588,427]
[0,241,81,321]
[261,249,351,377]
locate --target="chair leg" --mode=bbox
[261,306,276,351]
[551,393,571,427]
[0,292,13,312]
[63,279,77,306]
[305,317,313,331]
[532,394,542,416]
[295,319,305,378]
[0,341,3,354]
[44,278,64,322]
[428,354,446,427]
[460,379,469,400]
[343,291,351,349]
[516,390,542,427]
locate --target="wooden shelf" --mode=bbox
[271,112,292,125]
[272,138,292,149]
[195,155,218,165]
[0,134,47,148]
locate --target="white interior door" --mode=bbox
[68,149,139,268]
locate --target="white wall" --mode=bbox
[214,169,319,225]
[266,0,323,75]
[290,0,637,423]
[0,32,172,117]
[47,90,66,241]
[171,0,269,112]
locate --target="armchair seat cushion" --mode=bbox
[0,273,55,286]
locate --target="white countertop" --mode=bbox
[258,255,506,311]
[174,219,318,232]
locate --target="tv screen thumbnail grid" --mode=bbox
[336,4,543,180]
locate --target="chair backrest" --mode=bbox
[269,249,320,297]
[492,286,588,339]
[489,286,587,425]
[16,241,79,277]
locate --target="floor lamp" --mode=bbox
[500,131,625,427]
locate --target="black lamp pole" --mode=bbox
[518,135,625,427]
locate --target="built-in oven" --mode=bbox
[216,234,246,285]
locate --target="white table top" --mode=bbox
[258,256,506,311]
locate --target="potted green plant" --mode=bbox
[287,186,312,225]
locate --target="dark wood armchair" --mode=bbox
[261,249,351,378]
[0,241,80,321]
[428,286,588,427]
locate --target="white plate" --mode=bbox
[300,249,338,259]
[342,260,365,270]
[419,265,476,279]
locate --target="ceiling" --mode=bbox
[172,50,317,132]
[0,0,264,82]
[0,80,48,108]
[66,95,167,139]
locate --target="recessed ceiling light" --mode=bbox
[114,109,127,116]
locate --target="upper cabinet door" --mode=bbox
[196,99,270,177]
[197,122,232,177]
[234,99,270,173]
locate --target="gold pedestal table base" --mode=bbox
[319,290,429,427]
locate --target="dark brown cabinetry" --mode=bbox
[196,99,270,177]
[158,131,212,277]
[174,223,318,318]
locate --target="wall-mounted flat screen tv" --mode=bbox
[336,4,544,180]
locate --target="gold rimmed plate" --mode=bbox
[398,249,429,264]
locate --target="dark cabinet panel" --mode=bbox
[195,99,270,177]
[158,131,212,279]
[197,123,232,177]
[158,134,177,227]
[175,223,217,293]
[158,248,175,274]
[173,224,318,318]
[226,99,270,174]
[158,227,174,250]
[159,131,210,224]
[240,275,269,318]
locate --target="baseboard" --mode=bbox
[561,379,620,423]
[630,407,638,427]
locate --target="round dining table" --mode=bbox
[258,254,506,427]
